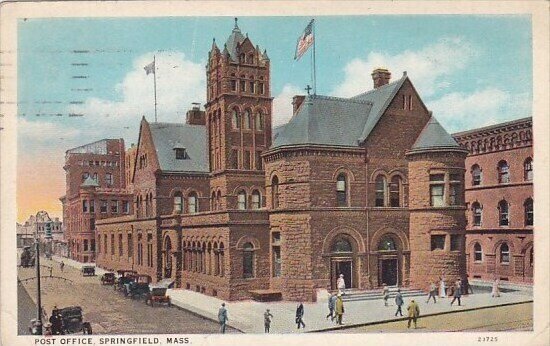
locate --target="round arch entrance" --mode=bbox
[370,229,409,288]
[329,236,359,290]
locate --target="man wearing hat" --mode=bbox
[335,293,345,325]
[407,299,420,329]
[218,302,228,334]
[264,308,274,333]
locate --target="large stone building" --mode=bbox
[61,139,132,263]
[93,20,469,302]
[453,118,533,284]
[16,211,63,248]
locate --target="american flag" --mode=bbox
[294,20,314,60]
[144,60,155,75]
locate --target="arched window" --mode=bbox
[271,176,279,208]
[173,192,183,214]
[216,190,222,210]
[471,164,482,186]
[498,160,510,183]
[498,200,509,226]
[188,192,198,214]
[243,242,254,278]
[390,176,402,207]
[231,110,239,129]
[237,190,247,210]
[332,238,353,253]
[529,248,534,267]
[82,172,90,182]
[251,190,261,209]
[474,243,483,262]
[378,236,397,251]
[255,111,264,130]
[500,243,510,264]
[375,175,387,207]
[524,198,533,226]
[472,202,482,226]
[211,191,216,211]
[524,158,533,181]
[336,173,348,207]
[243,110,251,129]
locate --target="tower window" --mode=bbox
[240,80,246,92]
[255,112,264,130]
[472,202,482,226]
[390,176,401,207]
[430,235,445,251]
[243,110,251,129]
[175,148,188,160]
[249,81,255,94]
[471,164,482,186]
[237,190,247,210]
[231,80,237,92]
[231,110,239,129]
[259,83,265,95]
[271,175,279,209]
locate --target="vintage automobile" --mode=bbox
[124,274,152,299]
[114,270,137,291]
[145,286,171,307]
[100,272,116,285]
[52,306,92,334]
[81,265,96,276]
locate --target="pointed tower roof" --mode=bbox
[411,116,461,151]
[81,176,99,188]
[225,17,246,61]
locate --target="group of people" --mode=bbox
[45,307,65,335]
[392,288,420,328]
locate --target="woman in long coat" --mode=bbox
[439,277,446,298]
[335,294,345,325]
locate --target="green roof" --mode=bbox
[411,116,461,150]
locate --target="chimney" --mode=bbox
[186,103,206,125]
[292,95,306,115]
[372,68,391,88]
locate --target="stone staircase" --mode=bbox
[341,287,426,302]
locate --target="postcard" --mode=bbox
[1,1,548,345]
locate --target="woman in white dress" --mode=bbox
[337,274,346,295]
[439,277,446,298]
[491,279,500,297]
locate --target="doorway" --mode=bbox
[331,259,353,290]
[380,258,398,286]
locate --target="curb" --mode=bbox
[308,300,534,333]
[169,302,245,334]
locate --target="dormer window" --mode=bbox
[175,148,188,160]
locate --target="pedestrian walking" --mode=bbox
[439,277,446,298]
[337,274,346,295]
[295,303,306,329]
[60,261,64,272]
[491,278,500,297]
[426,282,437,303]
[218,302,228,333]
[407,299,420,329]
[394,288,404,317]
[450,282,462,306]
[326,293,336,321]
[264,308,273,333]
[335,293,345,325]
[382,284,390,306]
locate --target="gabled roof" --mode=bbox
[351,74,407,143]
[272,95,373,148]
[272,74,407,149]
[81,176,99,187]
[411,116,461,151]
[148,122,209,173]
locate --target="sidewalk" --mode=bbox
[166,288,533,334]
[50,255,109,276]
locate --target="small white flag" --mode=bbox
[144,60,155,75]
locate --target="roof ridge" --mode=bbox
[351,75,405,99]
[310,94,373,105]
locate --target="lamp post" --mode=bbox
[34,234,43,335]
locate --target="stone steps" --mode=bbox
[341,288,426,302]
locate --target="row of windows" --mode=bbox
[230,109,265,130]
[230,79,266,95]
[471,158,532,186]
[97,232,153,267]
[82,199,130,214]
[181,241,225,277]
[228,149,263,170]
[471,198,533,227]
[472,243,533,267]
[429,172,462,207]
[78,160,119,167]
[172,192,199,214]
[375,175,403,207]
[82,172,113,185]
[430,234,463,251]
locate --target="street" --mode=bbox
[328,302,533,333]
[17,258,239,334]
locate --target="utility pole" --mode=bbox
[35,238,43,335]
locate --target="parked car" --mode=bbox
[146,286,171,307]
[81,266,95,276]
[114,270,137,291]
[52,306,92,334]
[100,272,116,285]
[124,274,152,299]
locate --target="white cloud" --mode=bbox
[272,83,303,127]
[428,88,531,133]
[68,51,205,143]
[332,37,476,98]
[17,118,81,144]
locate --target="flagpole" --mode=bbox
[153,55,158,123]
[312,19,317,95]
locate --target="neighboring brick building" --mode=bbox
[61,139,133,263]
[453,118,533,284]
[94,19,468,302]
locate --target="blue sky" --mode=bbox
[16,15,532,220]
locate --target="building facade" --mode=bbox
[16,211,63,248]
[93,20,468,302]
[453,118,533,284]
[61,139,133,263]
